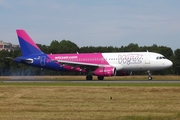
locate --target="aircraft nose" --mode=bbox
[167,60,173,68]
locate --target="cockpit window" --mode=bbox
[156,56,166,59]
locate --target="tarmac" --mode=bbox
[2,79,180,83]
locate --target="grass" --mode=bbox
[0,82,180,120]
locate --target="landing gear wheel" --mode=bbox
[147,70,152,80]
[148,76,152,80]
[97,76,104,80]
[86,75,93,80]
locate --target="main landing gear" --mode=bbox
[97,76,104,80]
[86,75,93,80]
[86,75,104,80]
[147,70,152,80]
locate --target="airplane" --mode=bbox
[10,29,173,80]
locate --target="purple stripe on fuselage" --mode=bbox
[47,53,109,65]
[16,30,40,50]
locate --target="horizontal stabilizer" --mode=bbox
[14,57,33,64]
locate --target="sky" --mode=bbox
[0,0,180,51]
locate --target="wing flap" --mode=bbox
[53,60,109,67]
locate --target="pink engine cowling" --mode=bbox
[93,67,116,76]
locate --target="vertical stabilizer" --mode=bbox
[16,29,44,56]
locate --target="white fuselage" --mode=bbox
[102,52,172,71]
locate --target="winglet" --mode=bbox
[16,29,44,56]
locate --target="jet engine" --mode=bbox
[93,67,116,76]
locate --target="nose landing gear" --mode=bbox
[147,70,152,80]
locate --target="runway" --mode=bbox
[2,79,180,83]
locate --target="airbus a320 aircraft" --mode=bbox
[11,29,173,80]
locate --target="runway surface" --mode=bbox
[2,79,180,83]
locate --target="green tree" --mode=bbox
[124,43,139,52]
[158,46,173,59]
[173,49,180,75]
[49,40,60,53]
[37,44,49,53]
[58,40,79,53]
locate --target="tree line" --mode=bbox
[0,39,180,76]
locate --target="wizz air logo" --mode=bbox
[118,54,143,65]
[55,56,78,60]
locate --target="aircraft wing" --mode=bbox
[52,60,110,69]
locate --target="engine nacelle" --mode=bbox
[93,67,116,76]
[116,71,132,76]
